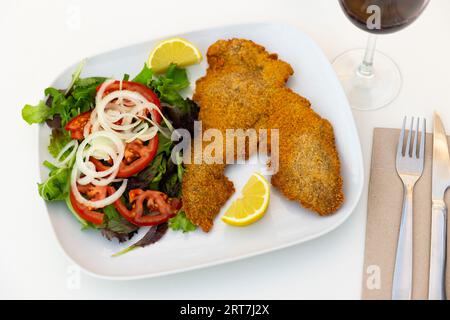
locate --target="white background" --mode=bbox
[1,0,449,299]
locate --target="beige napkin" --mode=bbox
[362,128,450,300]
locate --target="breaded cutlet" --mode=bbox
[182,39,344,232]
[267,89,344,215]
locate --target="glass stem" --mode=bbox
[358,34,377,77]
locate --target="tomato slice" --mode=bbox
[70,184,108,225]
[90,136,159,178]
[112,188,179,226]
[118,137,159,178]
[97,81,162,124]
[65,111,91,140]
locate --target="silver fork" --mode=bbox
[392,117,426,300]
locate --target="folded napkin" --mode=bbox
[362,128,450,300]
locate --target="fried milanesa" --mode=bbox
[267,90,344,215]
[182,39,344,232]
[193,39,294,132]
[183,39,294,232]
[182,162,234,232]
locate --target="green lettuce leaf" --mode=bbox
[22,61,105,128]
[48,129,72,158]
[38,166,71,201]
[164,64,190,90]
[156,132,173,156]
[132,64,153,85]
[169,211,197,233]
[71,77,105,101]
[22,101,54,125]
[149,64,188,102]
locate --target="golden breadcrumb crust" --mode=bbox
[182,39,344,232]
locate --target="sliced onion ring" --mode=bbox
[75,131,124,180]
[70,166,128,209]
[54,140,78,168]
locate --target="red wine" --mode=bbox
[339,0,429,34]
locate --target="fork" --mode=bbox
[392,117,426,300]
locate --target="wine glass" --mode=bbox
[333,0,430,110]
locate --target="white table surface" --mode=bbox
[1,0,449,300]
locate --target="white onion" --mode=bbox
[95,79,115,106]
[125,123,158,143]
[134,102,175,133]
[76,161,97,185]
[71,165,128,209]
[54,140,78,168]
[75,131,124,180]
[137,114,173,139]
[97,91,167,137]
[89,136,117,160]
[97,91,153,128]
[76,145,119,187]
[91,81,175,143]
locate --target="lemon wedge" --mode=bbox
[147,37,202,74]
[221,173,270,227]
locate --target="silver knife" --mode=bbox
[429,112,449,300]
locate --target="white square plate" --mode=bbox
[39,23,364,279]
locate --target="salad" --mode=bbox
[22,56,199,256]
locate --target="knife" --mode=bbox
[429,112,449,300]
